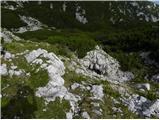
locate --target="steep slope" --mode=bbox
[0,1,159,119]
[1,39,159,119]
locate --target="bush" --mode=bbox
[28,69,49,90]
[96,27,158,54]
[109,51,143,71]
[1,8,27,29]
[47,34,96,58]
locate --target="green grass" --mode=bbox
[1,54,68,119]
[2,85,37,118]
[34,97,70,119]
[4,40,73,58]
[127,79,159,101]
[16,29,97,58]
[28,69,49,91]
[63,71,87,88]
[101,95,140,119]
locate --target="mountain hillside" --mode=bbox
[1,1,159,30]
[0,1,159,119]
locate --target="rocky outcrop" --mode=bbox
[1,28,21,43]
[82,112,90,119]
[136,83,150,91]
[91,85,104,100]
[25,48,81,119]
[121,94,159,117]
[1,45,158,119]
[71,46,134,83]
[2,1,23,10]
[142,99,159,118]
[75,6,88,24]
[0,63,26,77]
[1,51,26,77]
[151,74,159,82]
[0,64,8,76]
[12,16,47,33]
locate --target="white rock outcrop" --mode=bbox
[91,85,104,100]
[75,6,88,24]
[136,83,150,91]
[121,94,159,117]
[4,51,15,60]
[0,63,25,77]
[151,74,159,82]
[71,83,85,90]
[66,112,74,119]
[82,112,90,119]
[142,99,159,117]
[13,16,46,33]
[73,46,134,83]
[2,1,23,10]
[0,64,8,76]
[1,28,21,42]
[25,48,81,119]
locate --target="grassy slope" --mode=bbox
[1,40,71,119]
[1,40,140,119]
[1,30,159,118]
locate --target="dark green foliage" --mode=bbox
[16,29,59,40]
[97,27,159,71]
[47,35,96,58]
[1,8,27,29]
[17,29,97,58]
[1,1,158,31]
[98,27,158,53]
[110,51,143,71]
[2,85,37,119]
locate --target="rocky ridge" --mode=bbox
[1,45,159,118]
[68,46,134,84]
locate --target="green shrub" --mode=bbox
[28,69,49,90]
[1,8,27,28]
[47,34,96,58]
[109,51,143,71]
[35,97,70,119]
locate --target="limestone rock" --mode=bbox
[151,74,159,82]
[25,48,47,63]
[74,46,134,83]
[13,16,47,33]
[66,111,74,119]
[0,64,8,76]
[26,48,81,118]
[142,99,159,117]
[136,83,150,91]
[1,28,21,43]
[92,109,102,115]
[82,112,90,119]
[91,85,104,100]
[121,94,159,117]
[71,83,86,90]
